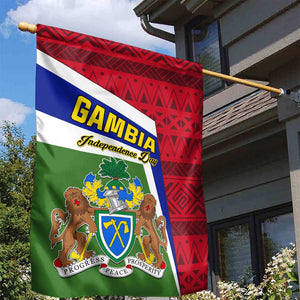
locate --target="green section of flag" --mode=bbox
[31,142,179,298]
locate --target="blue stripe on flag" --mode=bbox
[36,65,159,158]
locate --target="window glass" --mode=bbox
[261,213,296,267]
[217,223,253,285]
[191,21,223,95]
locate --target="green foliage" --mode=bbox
[98,157,130,180]
[259,244,298,300]
[182,244,298,300]
[0,122,38,299]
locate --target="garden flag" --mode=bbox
[31,24,207,298]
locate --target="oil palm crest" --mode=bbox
[98,157,130,181]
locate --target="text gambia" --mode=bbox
[71,96,156,153]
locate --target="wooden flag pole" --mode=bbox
[17,21,285,96]
[202,69,284,95]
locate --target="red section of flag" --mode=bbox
[37,24,208,294]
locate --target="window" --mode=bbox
[217,223,252,285]
[209,204,296,292]
[187,18,227,96]
[261,213,295,268]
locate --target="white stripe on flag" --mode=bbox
[36,50,157,137]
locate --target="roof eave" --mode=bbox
[134,0,162,17]
[134,0,226,25]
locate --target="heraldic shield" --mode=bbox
[95,211,136,263]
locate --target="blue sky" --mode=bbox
[0,0,36,141]
[0,0,175,142]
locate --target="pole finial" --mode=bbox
[18,21,37,34]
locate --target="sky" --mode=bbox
[0,0,175,142]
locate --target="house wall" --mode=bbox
[203,130,291,223]
[205,0,300,284]
[218,0,300,78]
[175,0,300,115]
[172,0,300,227]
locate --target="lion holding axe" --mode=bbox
[49,187,99,267]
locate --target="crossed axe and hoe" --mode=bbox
[70,219,154,264]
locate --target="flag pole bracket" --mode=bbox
[274,89,300,107]
[288,90,300,105]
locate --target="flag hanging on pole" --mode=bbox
[31,24,207,298]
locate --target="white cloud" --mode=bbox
[0,98,32,125]
[0,0,175,55]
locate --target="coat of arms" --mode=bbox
[49,157,168,278]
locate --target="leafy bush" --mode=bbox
[182,243,298,300]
